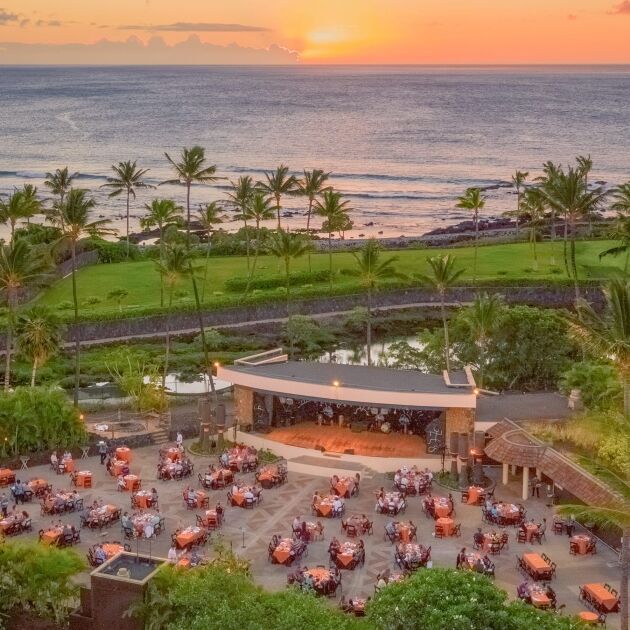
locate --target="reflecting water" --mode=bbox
[318,337,422,366]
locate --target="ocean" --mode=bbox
[0,65,629,239]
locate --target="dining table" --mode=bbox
[314,495,337,517]
[571,534,592,555]
[134,490,153,509]
[175,526,207,550]
[395,521,415,543]
[333,476,355,498]
[523,522,540,542]
[528,584,552,609]
[272,538,295,565]
[123,474,140,491]
[467,485,485,505]
[522,553,552,580]
[40,526,64,545]
[75,471,92,488]
[115,447,132,463]
[0,468,15,486]
[583,583,620,612]
[436,516,455,536]
[112,459,127,476]
[336,541,359,568]
[101,542,124,559]
[432,497,451,518]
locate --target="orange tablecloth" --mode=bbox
[115,447,132,463]
[529,585,551,608]
[523,522,539,542]
[0,515,23,532]
[482,533,501,552]
[571,535,591,555]
[164,448,181,462]
[467,486,483,505]
[199,510,219,527]
[337,542,358,567]
[62,458,75,473]
[123,475,140,491]
[334,477,355,498]
[496,503,520,520]
[28,478,48,491]
[433,498,450,518]
[396,522,413,543]
[76,471,92,487]
[176,527,205,549]
[188,490,207,507]
[272,538,293,564]
[584,583,619,612]
[314,496,336,517]
[134,491,152,509]
[41,527,63,545]
[112,460,127,476]
[579,611,599,624]
[258,466,278,483]
[102,543,124,559]
[306,567,331,584]
[0,468,14,483]
[436,517,454,536]
[523,553,550,578]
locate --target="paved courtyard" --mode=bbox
[4,440,623,627]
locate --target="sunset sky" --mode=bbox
[1,0,629,64]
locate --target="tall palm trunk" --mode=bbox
[306,196,314,272]
[126,188,131,258]
[158,227,165,308]
[440,291,450,372]
[31,358,38,388]
[563,214,570,278]
[366,286,373,367]
[185,182,191,245]
[515,186,520,237]
[163,289,173,389]
[328,231,333,290]
[479,339,486,389]
[569,216,580,301]
[285,257,294,359]
[275,194,281,230]
[201,230,211,303]
[621,528,629,630]
[243,216,251,272]
[473,209,479,284]
[624,379,630,419]
[71,242,80,407]
[245,220,262,296]
[531,228,538,270]
[4,290,16,391]
[550,208,556,265]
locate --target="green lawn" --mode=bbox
[36,239,622,321]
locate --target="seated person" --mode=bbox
[517,581,531,601]
[117,476,126,491]
[63,523,73,539]
[243,488,255,503]
[473,528,485,547]
[50,451,58,467]
[94,544,107,565]
[384,520,397,538]
[121,512,132,530]
[292,516,301,532]
[332,497,343,516]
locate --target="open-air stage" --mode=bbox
[261,422,429,458]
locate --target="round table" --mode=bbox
[578,611,599,625]
[116,447,132,464]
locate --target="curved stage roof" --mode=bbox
[218,358,477,410]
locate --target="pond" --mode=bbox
[318,336,423,366]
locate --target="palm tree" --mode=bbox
[539,167,607,301]
[313,190,352,289]
[600,216,630,272]
[196,202,225,302]
[349,239,401,367]
[557,503,629,630]
[460,293,504,388]
[267,229,310,358]
[56,188,116,406]
[162,146,218,243]
[536,161,562,254]
[297,169,331,270]
[0,187,41,242]
[107,288,129,313]
[246,192,275,292]
[15,305,63,386]
[520,187,547,270]
[416,255,464,372]
[227,176,255,271]
[101,160,153,257]
[569,276,630,417]
[510,170,529,237]
[44,167,78,228]
[577,154,595,235]
[257,165,297,229]
[456,187,486,283]
[0,240,51,390]
[612,183,630,216]
[141,199,183,307]
[154,244,194,387]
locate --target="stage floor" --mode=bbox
[262,422,429,458]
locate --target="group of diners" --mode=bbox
[328,536,365,570]
[6,479,35,504]
[341,514,372,537]
[384,519,417,544]
[168,544,207,568]
[339,595,370,617]
[87,541,130,566]
[394,542,431,571]
[330,474,360,498]
[256,463,288,489]
[157,453,194,481]
[517,579,558,610]
[171,524,209,551]
[227,481,263,507]
[292,515,325,542]
[374,488,406,515]
[195,505,224,530]
[374,569,406,592]
[121,510,165,539]
[456,547,496,577]
[0,508,32,536]
[41,489,83,515]
[516,517,546,544]
[460,484,488,506]
[472,528,509,554]
[38,520,80,547]
[79,501,121,529]
[393,466,433,496]
[482,499,526,527]
[269,534,308,566]
[131,488,159,510]
[183,486,209,509]
[422,493,455,519]
[199,465,234,490]
[312,491,345,518]
[219,444,258,473]
[287,565,342,597]
[49,450,75,474]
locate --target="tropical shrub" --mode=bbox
[0,387,85,455]
[366,568,584,630]
[284,315,335,358]
[0,541,84,628]
[224,269,332,293]
[85,237,144,263]
[559,361,622,411]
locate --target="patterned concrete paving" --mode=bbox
[2,441,622,627]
